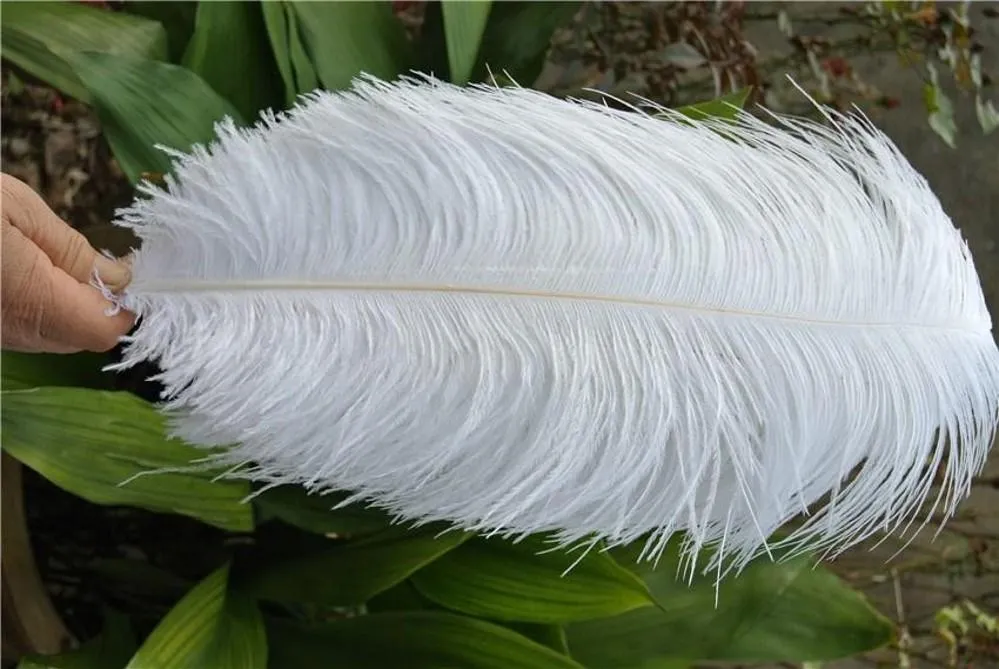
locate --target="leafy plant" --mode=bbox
[1,2,895,667]
[760,1,998,147]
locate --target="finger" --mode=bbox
[2,222,134,353]
[42,265,136,352]
[1,174,131,290]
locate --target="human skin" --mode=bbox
[1,173,134,353]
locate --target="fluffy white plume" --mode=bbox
[109,74,999,575]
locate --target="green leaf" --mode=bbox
[1,388,254,533]
[0,1,167,103]
[18,609,135,669]
[923,63,957,148]
[261,1,319,106]
[504,623,570,656]
[566,543,894,666]
[1,351,112,391]
[674,88,752,121]
[925,86,957,148]
[366,579,436,613]
[411,534,654,622]
[260,1,295,105]
[247,524,469,606]
[253,485,392,537]
[125,1,197,63]
[125,564,267,669]
[89,558,193,603]
[66,51,242,183]
[472,2,581,85]
[975,95,999,135]
[441,1,492,85]
[267,612,584,669]
[182,1,284,120]
[6,69,26,95]
[283,7,320,101]
[290,0,411,91]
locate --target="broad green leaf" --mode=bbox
[89,558,193,602]
[253,485,392,537]
[290,1,411,91]
[504,623,570,656]
[261,1,319,106]
[182,1,284,120]
[18,610,135,669]
[66,51,242,183]
[472,2,581,85]
[367,580,433,613]
[0,1,167,103]
[125,1,197,63]
[247,524,469,606]
[260,1,294,105]
[283,5,320,100]
[6,69,26,95]
[674,88,752,121]
[267,612,583,669]
[1,388,253,533]
[441,1,492,85]
[566,542,894,666]
[125,564,266,669]
[411,534,654,622]
[1,351,111,391]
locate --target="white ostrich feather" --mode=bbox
[108,74,999,575]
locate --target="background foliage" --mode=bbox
[0,2,914,668]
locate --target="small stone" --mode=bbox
[75,116,100,140]
[7,137,31,158]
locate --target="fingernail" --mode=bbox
[95,255,131,291]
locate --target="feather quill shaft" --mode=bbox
[110,74,999,574]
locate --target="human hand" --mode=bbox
[1,173,134,353]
